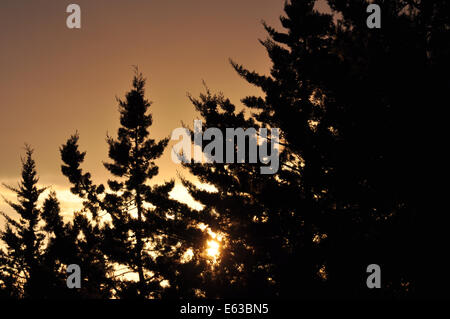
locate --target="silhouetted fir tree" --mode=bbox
[0,147,50,298]
[0,147,112,299]
[179,90,296,298]
[40,192,114,298]
[182,91,320,298]
[184,0,449,298]
[60,69,208,298]
[0,147,71,298]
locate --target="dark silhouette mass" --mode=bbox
[59,68,209,298]
[184,0,449,299]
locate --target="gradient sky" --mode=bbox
[0,0,329,221]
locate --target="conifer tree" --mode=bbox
[40,192,114,298]
[60,68,208,298]
[0,147,49,298]
[0,147,112,299]
[183,0,449,298]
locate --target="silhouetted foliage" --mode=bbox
[184,0,449,299]
[1,0,448,300]
[0,147,112,299]
[60,68,209,298]
[0,147,53,298]
[40,192,114,298]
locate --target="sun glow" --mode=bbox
[206,240,220,258]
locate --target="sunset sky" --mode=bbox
[0,0,329,223]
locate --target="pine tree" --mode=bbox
[60,68,208,298]
[0,147,112,299]
[40,192,114,298]
[183,0,450,298]
[0,146,49,298]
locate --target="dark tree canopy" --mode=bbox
[0,147,47,298]
[60,69,209,298]
[0,147,110,298]
[183,0,450,298]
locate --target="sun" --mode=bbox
[206,240,220,258]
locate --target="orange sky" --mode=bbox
[0,0,329,221]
